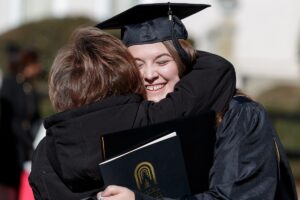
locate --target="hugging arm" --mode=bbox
[137,51,236,125]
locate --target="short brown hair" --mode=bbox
[49,27,145,112]
[162,39,197,77]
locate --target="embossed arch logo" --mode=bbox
[134,161,157,190]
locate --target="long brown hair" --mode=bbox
[49,27,145,112]
[162,39,198,77]
[162,39,240,127]
[215,89,252,126]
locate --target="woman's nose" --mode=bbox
[143,66,158,83]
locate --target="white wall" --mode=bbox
[0,0,23,34]
[52,0,112,20]
[233,0,300,80]
[0,0,115,34]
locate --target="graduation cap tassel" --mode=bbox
[170,30,191,68]
[167,4,191,68]
[168,2,172,20]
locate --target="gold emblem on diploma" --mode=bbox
[134,162,162,198]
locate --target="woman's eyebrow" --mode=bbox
[154,53,172,60]
[133,58,144,62]
[133,53,172,61]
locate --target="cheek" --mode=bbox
[138,69,145,81]
[173,75,180,84]
[169,76,180,89]
[161,65,180,83]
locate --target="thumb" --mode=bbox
[101,185,122,197]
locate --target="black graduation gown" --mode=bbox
[135,96,298,200]
[29,51,236,199]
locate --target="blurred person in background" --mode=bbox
[0,43,41,200]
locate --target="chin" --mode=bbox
[147,94,165,102]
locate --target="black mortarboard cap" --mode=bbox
[96,3,210,66]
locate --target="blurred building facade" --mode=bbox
[0,0,299,96]
[0,0,137,33]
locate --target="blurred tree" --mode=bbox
[0,17,96,73]
[257,85,300,151]
[257,85,300,113]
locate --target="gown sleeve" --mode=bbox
[134,100,281,200]
[135,51,236,126]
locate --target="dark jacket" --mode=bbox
[135,96,298,200]
[0,75,40,187]
[29,51,236,199]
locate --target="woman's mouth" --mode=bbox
[145,84,166,91]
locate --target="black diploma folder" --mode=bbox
[99,111,216,198]
[99,132,190,198]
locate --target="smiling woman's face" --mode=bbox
[128,42,180,102]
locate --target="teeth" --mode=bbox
[146,84,165,91]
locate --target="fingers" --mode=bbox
[101,185,124,197]
[97,192,103,200]
[97,185,135,200]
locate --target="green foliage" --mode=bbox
[257,85,300,113]
[257,85,300,149]
[39,96,54,118]
[275,120,300,151]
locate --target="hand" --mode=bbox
[97,185,135,200]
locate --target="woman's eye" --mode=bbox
[136,62,144,68]
[157,60,169,66]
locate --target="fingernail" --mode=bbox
[97,192,103,200]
